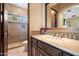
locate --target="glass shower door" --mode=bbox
[19,16,27,41]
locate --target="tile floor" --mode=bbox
[8,42,28,56]
[8,42,24,49]
[8,46,28,56]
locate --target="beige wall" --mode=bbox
[29,3,45,33]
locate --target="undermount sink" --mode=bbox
[46,35,63,40]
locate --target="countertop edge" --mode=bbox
[31,35,79,56]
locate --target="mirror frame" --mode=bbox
[45,3,58,28]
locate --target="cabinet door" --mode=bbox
[32,43,38,56]
[38,40,61,56]
[37,48,49,56]
[37,50,43,56]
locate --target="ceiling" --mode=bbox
[64,5,79,20]
[47,3,57,8]
[11,3,28,9]
[48,3,79,20]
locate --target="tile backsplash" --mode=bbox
[45,28,79,40]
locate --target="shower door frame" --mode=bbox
[0,3,7,56]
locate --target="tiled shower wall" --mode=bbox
[8,22,27,44]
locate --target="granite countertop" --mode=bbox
[32,35,79,56]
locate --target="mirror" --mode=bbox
[46,3,79,28]
[63,5,79,28]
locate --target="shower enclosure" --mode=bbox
[0,3,28,56]
[4,3,28,53]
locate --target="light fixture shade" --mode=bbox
[51,10,55,14]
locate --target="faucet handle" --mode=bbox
[53,33,56,37]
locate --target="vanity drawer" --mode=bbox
[38,40,61,56]
[32,43,38,56]
[31,37,37,44]
[37,48,49,56]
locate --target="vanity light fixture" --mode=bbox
[51,10,55,14]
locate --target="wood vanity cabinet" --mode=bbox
[31,37,73,56]
[32,43,48,56]
[37,40,61,56]
[31,43,38,56]
[31,38,49,56]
